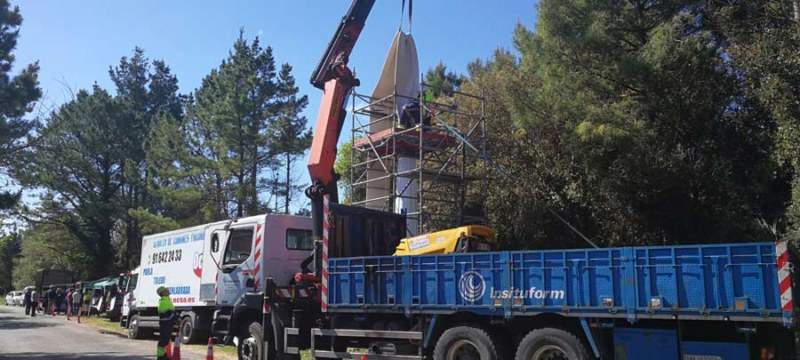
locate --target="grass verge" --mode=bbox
[76,315,238,359]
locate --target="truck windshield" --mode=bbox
[223,227,254,265]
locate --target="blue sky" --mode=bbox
[11,0,538,210]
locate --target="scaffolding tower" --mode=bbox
[348,83,487,236]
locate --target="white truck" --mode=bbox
[123,213,313,344]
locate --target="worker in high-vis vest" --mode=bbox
[156,286,176,360]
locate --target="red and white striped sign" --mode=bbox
[253,224,264,290]
[321,195,330,312]
[776,241,793,312]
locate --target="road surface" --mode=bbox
[0,305,218,360]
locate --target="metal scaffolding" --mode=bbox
[347,83,487,236]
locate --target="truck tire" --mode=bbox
[128,315,152,340]
[433,326,500,360]
[179,315,203,344]
[237,322,275,360]
[514,328,589,360]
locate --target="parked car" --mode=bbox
[4,291,15,305]
[14,287,34,306]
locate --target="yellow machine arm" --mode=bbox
[393,225,496,256]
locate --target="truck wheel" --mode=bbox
[238,322,274,360]
[128,315,151,340]
[514,328,589,360]
[179,316,202,344]
[433,326,499,360]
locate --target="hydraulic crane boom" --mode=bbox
[306,0,375,276]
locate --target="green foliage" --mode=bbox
[127,208,180,235]
[424,62,464,98]
[185,32,279,218]
[15,88,126,275]
[13,222,91,289]
[0,232,21,290]
[108,48,183,269]
[334,140,364,205]
[465,0,793,248]
[268,63,311,213]
[705,1,800,242]
[152,31,311,221]
[0,0,40,210]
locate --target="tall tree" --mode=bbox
[706,0,800,242]
[16,87,126,275]
[464,0,790,248]
[0,0,40,209]
[270,64,311,213]
[108,48,182,268]
[160,32,284,220]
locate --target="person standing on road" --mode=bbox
[44,286,54,315]
[29,289,37,317]
[156,286,175,360]
[23,288,31,315]
[65,288,73,316]
[71,287,82,316]
[55,288,64,314]
[83,289,91,316]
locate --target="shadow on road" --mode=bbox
[0,310,57,330]
[0,353,150,360]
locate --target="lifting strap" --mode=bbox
[400,0,413,33]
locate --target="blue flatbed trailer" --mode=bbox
[312,241,799,359]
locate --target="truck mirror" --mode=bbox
[245,278,255,289]
[211,233,219,252]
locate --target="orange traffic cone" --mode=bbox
[205,337,215,360]
[172,333,181,360]
[361,355,368,360]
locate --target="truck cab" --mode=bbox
[211,214,313,343]
[120,267,139,328]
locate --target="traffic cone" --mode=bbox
[361,355,368,360]
[165,342,172,359]
[205,337,215,360]
[172,332,181,360]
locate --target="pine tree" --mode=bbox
[182,31,280,219]
[16,87,126,275]
[465,0,790,248]
[109,48,183,268]
[424,62,464,98]
[0,0,40,209]
[270,64,310,213]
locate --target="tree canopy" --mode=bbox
[1,1,800,286]
[0,0,40,210]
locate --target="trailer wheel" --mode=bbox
[514,328,589,360]
[128,315,151,340]
[433,326,499,360]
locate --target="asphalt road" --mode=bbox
[0,305,213,360]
